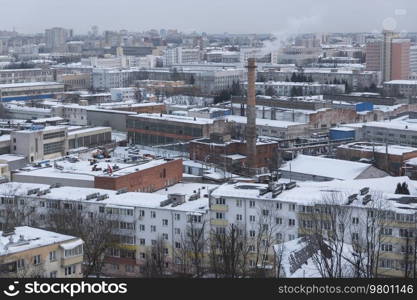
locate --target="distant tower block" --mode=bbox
[246,58,257,175]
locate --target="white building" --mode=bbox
[110,87,135,101]
[0,182,215,277]
[164,47,200,66]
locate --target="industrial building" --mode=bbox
[126,113,227,146]
[0,82,65,102]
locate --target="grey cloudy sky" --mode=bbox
[0,0,416,34]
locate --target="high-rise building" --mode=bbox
[409,45,417,76]
[365,39,382,72]
[366,31,410,82]
[45,27,71,52]
[391,39,410,80]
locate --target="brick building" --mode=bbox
[189,135,279,174]
[94,158,183,192]
[127,113,227,146]
[336,142,417,175]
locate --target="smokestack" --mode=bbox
[246,58,257,176]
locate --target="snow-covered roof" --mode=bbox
[274,237,357,278]
[339,142,417,155]
[211,176,417,213]
[225,115,305,128]
[130,113,215,125]
[0,182,208,213]
[279,154,372,180]
[0,226,80,256]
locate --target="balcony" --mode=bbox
[61,255,83,267]
[211,219,228,227]
[211,204,228,212]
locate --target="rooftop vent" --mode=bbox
[86,193,100,200]
[362,194,372,205]
[160,199,173,207]
[116,188,128,195]
[285,182,297,190]
[27,188,40,195]
[346,194,358,205]
[96,194,109,201]
[360,187,370,196]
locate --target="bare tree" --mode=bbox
[352,192,392,278]
[0,184,37,231]
[45,202,118,277]
[174,219,207,277]
[301,192,355,278]
[208,224,250,278]
[250,201,286,277]
[142,236,169,278]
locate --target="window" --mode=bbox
[162,233,168,240]
[175,242,181,249]
[125,265,134,273]
[216,198,226,205]
[352,233,359,241]
[262,224,269,231]
[382,228,392,236]
[288,219,296,226]
[139,210,145,217]
[151,211,156,218]
[288,234,296,241]
[352,217,359,225]
[236,199,242,207]
[249,230,256,237]
[380,259,394,269]
[64,265,76,276]
[276,218,282,225]
[381,244,393,252]
[162,219,168,226]
[303,220,313,228]
[49,251,56,262]
[262,210,269,216]
[64,245,83,257]
[33,255,41,265]
[99,206,105,213]
[16,259,25,270]
[249,215,255,222]
[139,239,145,245]
[174,213,180,221]
[216,212,224,219]
[174,228,181,235]
[236,214,242,221]
[400,229,414,238]
[276,233,282,241]
[151,225,156,232]
[249,201,255,208]
[139,224,145,231]
[276,203,282,210]
[50,271,57,278]
[289,204,296,211]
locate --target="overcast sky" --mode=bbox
[0,0,416,35]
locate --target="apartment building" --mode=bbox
[0,182,212,277]
[244,81,346,97]
[0,226,83,278]
[209,177,417,277]
[383,80,417,97]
